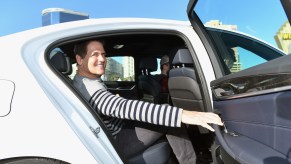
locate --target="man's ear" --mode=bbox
[76,55,83,65]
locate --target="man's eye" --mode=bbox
[91,52,106,57]
[91,52,99,56]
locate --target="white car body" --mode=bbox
[0,18,216,163]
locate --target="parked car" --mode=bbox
[1,0,291,163]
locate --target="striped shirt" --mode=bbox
[73,74,183,136]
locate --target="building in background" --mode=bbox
[275,21,291,54]
[105,58,123,81]
[42,8,89,26]
[205,20,237,31]
[123,57,135,81]
[205,20,242,73]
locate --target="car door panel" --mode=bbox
[212,53,291,86]
[214,91,291,162]
[211,55,291,163]
[222,133,288,164]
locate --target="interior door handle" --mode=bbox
[213,109,228,133]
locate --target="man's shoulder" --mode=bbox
[73,74,107,99]
[73,74,99,85]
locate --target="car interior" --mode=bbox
[47,31,214,163]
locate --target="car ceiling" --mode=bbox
[59,33,186,61]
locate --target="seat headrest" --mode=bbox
[172,49,193,65]
[139,57,157,72]
[50,49,72,75]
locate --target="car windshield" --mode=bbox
[194,0,290,74]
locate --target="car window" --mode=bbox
[151,58,161,75]
[206,28,284,74]
[69,63,77,79]
[104,56,135,82]
[194,0,289,75]
[235,47,266,70]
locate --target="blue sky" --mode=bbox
[1,0,288,70]
[195,0,287,47]
[1,0,287,45]
[0,0,188,36]
[195,0,288,69]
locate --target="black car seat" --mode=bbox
[138,57,162,104]
[168,49,209,135]
[168,48,204,112]
[49,49,73,82]
[128,140,171,164]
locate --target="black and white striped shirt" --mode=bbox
[73,74,183,136]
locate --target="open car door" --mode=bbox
[188,0,291,163]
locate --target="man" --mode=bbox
[73,40,223,163]
[159,55,170,93]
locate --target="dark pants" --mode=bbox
[115,120,197,164]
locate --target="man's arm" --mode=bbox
[89,89,183,127]
[90,89,223,131]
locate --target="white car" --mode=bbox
[1,0,291,163]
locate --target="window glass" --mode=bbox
[69,63,77,79]
[238,47,266,70]
[225,47,267,73]
[194,0,289,75]
[151,58,161,75]
[104,56,135,81]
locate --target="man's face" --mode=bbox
[164,63,170,71]
[77,41,107,78]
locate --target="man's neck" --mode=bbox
[77,70,101,79]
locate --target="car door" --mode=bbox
[188,0,291,163]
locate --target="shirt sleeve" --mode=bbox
[89,89,183,127]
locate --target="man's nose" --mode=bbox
[98,55,105,62]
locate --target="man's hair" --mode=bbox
[74,39,105,58]
[160,55,169,70]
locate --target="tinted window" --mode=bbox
[195,0,289,75]
[207,28,284,74]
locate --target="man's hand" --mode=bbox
[181,110,223,132]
